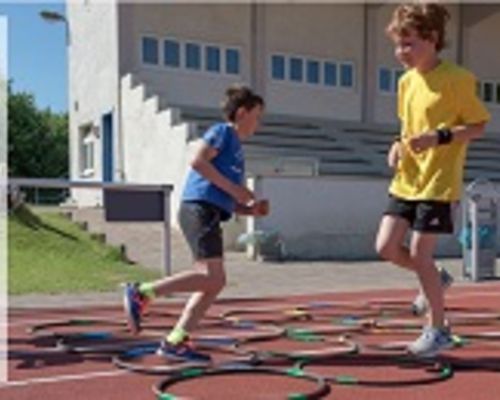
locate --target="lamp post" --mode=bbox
[39,10,70,45]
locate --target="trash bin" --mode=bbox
[461,178,499,281]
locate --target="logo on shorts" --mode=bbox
[429,217,441,226]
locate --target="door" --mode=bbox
[102,112,113,182]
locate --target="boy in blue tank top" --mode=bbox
[123,85,267,362]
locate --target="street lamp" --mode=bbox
[39,10,70,45]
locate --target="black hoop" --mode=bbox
[153,364,330,400]
[113,343,255,375]
[247,337,359,363]
[297,356,454,387]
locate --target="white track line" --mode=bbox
[0,369,129,389]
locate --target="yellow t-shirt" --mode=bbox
[389,60,490,202]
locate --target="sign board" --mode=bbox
[104,189,164,222]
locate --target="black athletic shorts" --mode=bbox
[384,195,455,234]
[178,201,224,260]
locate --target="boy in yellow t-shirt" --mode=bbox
[375,3,490,358]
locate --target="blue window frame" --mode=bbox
[185,42,201,70]
[142,37,158,65]
[340,63,354,88]
[164,39,180,67]
[271,55,285,80]
[206,46,220,72]
[306,60,320,84]
[290,57,303,82]
[225,48,240,75]
[379,67,392,92]
[324,62,337,86]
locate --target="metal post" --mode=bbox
[162,185,171,276]
[470,197,479,282]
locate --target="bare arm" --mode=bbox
[190,141,254,205]
[408,122,486,154]
[448,123,486,142]
[235,199,269,217]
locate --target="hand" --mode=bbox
[251,199,270,217]
[408,132,438,154]
[232,185,255,206]
[387,141,403,169]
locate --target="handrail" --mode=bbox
[9,178,172,192]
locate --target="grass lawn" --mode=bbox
[8,205,161,295]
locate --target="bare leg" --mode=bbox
[174,259,226,332]
[375,215,415,271]
[410,232,444,328]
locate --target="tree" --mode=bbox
[8,85,68,178]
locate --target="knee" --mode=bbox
[206,271,226,294]
[375,240,395,261]
[213,273,226,293]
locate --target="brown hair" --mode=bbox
[386,3,450,51]
[221,85,264,122]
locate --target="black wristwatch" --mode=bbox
[436,128,453,145]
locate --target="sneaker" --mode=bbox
[157,339,212,364]
[412,267,454,316]
[123,282,148,334]
[407,326,454,358]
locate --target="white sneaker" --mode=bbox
[412,267,454,316]
[407,326,454,358]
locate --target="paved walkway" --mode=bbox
[9,253,473,308]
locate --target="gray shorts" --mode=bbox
[178,201,224,260]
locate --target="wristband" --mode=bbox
[437,128,453,145]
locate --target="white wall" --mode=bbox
[67,0,120,205]
[68,1,120,181]
[264,4,363,120]
[120,75,192,215]
[118,3,252,109]
[250,176,463,260]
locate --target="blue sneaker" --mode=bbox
[157,339,212,364]
[123,282,148,335]
[407,326,454,358]
[412,267,454,316]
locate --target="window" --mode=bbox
[496,83,500,104]
[164,39,180,67]
[289,57,303,82]
[379,68,392,92]
[142,37,158,65]
[79,125,95,176]
[306,60,320,84]
[340,63,354,88]
[185,42,201,70]
[483,82,493,103]
[271,55,285,80]
[206,46,220,72]
[324,62,337,86]
[225,48,240,75]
